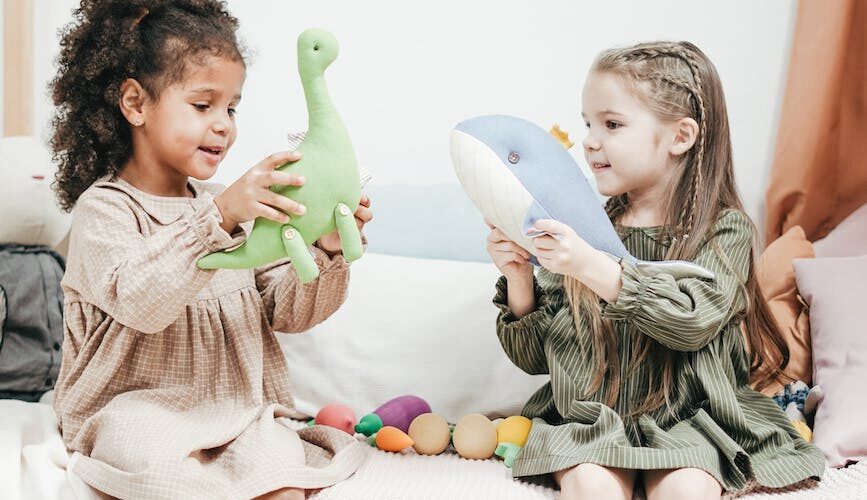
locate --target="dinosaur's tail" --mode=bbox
[197,240,268,270]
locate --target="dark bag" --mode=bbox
[0,244,65,401]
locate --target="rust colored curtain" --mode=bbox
[765,0,867,243]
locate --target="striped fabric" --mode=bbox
[494,209,825,492]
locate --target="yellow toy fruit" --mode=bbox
[453,414,497,460]
[408,413,451,455]
[792,420,813,442]
[497,416,532,447]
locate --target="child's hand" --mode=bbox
[315,195,373,256]
[486,222,534,283]
[531,219,595,277]
[214,151,307,233]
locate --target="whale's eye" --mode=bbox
[508,152,520,164]
[314,44,320,51]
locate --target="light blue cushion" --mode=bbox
[362,183,490,262]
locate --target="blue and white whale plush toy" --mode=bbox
[449,114,714,280]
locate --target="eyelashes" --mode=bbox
[192,103,238,116]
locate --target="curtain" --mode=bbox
[765,0,867,243]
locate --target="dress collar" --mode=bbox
[92,176,207,225]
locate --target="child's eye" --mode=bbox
[228,107,238,116]
[606,121,622,130]
[193,103,210,111]
[584,122,591,129]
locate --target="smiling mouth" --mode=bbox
[199,147,223,155]
[591,162,611,171]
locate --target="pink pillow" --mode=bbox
[794,254,867,467]
[813,203,867,258]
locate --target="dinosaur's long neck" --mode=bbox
[301,73,346,143]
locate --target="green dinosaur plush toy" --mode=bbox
[197,29,363,283]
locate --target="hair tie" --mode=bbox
[132,8,149,28]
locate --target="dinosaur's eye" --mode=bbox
[313,44,320,51]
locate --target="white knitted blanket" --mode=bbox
[304,440,867,500]
[2,399,865,500]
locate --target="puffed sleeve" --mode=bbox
[493,270,564,375]
[254,245,350,333]
[602,210,752,352]
[67,189,243,334]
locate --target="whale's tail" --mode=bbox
[633,257,714,280]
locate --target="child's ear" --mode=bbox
[669,117,699,156]
[119,78,147,127]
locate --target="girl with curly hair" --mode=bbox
[50,2,370,498]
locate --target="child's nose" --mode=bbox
[582,133,601,151]
[212,116,230,134]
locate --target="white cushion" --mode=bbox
[279,253,548,423]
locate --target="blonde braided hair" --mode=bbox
[564,41,790,417]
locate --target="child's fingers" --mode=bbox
[492,241,530,259]
[486,231,501,244]
[260,151,301,171]
[532,235,558,250]
[360,195,371,207]
[507,242,532,260]
[256,203,291,224]
[269,171,305,187]
[532,219,567,236]
[263,192,306,217]
[487,227,511,243]
[354,206,373,225]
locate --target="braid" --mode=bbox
[616,44,709,242]
[668,46,708,242]
[588,41,780,415]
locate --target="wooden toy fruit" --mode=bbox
[495,415,533,467]
[408,413,451,455]
[313,404,357,435]
[452,413,497,460]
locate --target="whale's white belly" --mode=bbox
[450,130,537,255]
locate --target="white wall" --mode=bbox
[11,0,797,228]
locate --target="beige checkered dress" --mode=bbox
[494,210,825,492]
[54,178,366,499]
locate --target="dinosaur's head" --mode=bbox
[297,29,339,78]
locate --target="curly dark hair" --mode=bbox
[50,0,245,211]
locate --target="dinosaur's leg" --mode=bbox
[280,225,319,283]
[334,203,363,262]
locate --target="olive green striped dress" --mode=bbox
[494,209,824,492]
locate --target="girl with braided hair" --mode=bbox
[50,2,370,498]
[487,41,824,499]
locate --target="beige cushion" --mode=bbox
[754,226,814,395]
